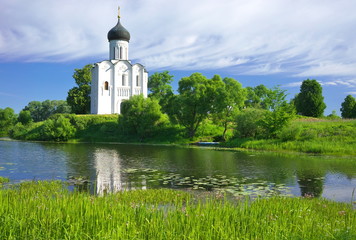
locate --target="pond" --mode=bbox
[0,140,355,202]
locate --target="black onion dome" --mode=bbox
[107,19,130,42]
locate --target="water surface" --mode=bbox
[0,140,355,202]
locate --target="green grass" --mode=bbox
[225,119,356,155]
[0,180,355,239]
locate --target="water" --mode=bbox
[0,140,355,202]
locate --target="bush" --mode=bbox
[118,95,168,140]
[42,115,76,141]
[235,108,267,138]
[278,125,302,141]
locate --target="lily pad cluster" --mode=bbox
[122,168,292,198]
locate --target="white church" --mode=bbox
[90,7,148,114]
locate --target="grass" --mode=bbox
[0,180,355,239]
[224,119,356,155]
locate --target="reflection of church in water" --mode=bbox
[94,149,146,195]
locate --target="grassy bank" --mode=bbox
[224,119,356,155]
[9,114,356,155]
[0,180,355,239]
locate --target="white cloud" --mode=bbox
[1,0,356,80]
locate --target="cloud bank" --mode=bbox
[1,0,356,81]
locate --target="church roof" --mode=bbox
[107,18,130,42]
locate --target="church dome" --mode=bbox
[107,19,130,42]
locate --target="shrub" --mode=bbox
[278,125,302,141]
[42,115,76,141]
[235,108,267,138]
[119,95,168,140]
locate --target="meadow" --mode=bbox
[224,118,356,155]
[0,180,355,239]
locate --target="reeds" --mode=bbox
[0,180,355,239]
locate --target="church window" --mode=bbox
[104,81,109,90]
[136,75,140,86]
[120,46,123,59]
[122,75,126,86]
[114,47,118,59]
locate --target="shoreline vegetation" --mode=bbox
[0,180,355,239]
[7,114,356,156]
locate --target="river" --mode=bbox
[0,140,355,202]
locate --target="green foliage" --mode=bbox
[17,110,33,125]
[42,115,76,141]
[245,85,287,110]
[340,95,356,118]
[259,103,296,138]
[148,71,174,113]
[294,79,326,117]
[23,100,71,122]
[235,108,267,138]
[212,76,247,139]
[0,107,17,136]
[170,73,220,138]
[119,95,168,140]
[1,181,355,239]
[228,119,356,155]
[325,110,341,120]
[67,64,92,114]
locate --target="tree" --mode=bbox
[212,76,247,139]
[18,110,33,125]
[67,64,92,114]
[148,71,174,113]
[118,95,167,140]
[294,79,326,117]
[340,95,356,118]
[23,100,71,122]
[245,84,287,110]
[0,107,17,136]
[170,73,219,139]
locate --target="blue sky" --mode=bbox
[1,0,356,115]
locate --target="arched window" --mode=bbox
[119,46,123,59]
[104,81,109,90]
[114,47,118,59]
[136,75,140,86]
[122,75,125,86]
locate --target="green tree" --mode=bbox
[148,71,174,113]
[170,73,219,139]
[42,115,76,141]
[67,64,92,114]
[118,95,167,140]
[245,85,287,110]
[212,76,247,139]
[340,95,356,118]
[0,107,17,136]
[294,79,326,117]
[23,100,71,122]
[18,110,33,125]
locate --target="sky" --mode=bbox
[1,0,356,115]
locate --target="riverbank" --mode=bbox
[0,180,355,239]
[8,114,356,156]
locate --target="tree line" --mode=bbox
[1,64,356,140]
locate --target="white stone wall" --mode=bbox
[90,60,148,114]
